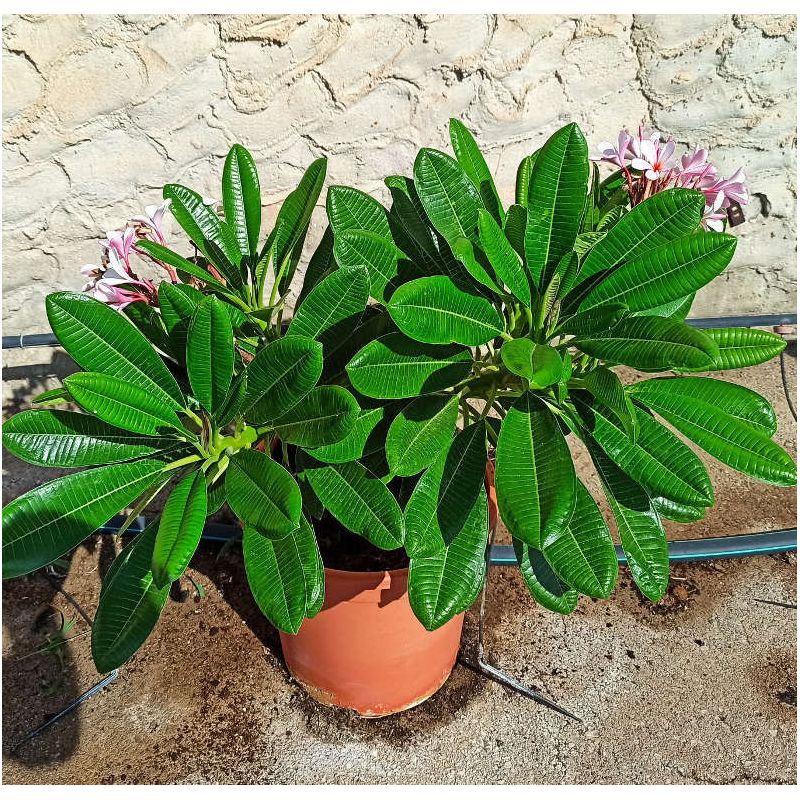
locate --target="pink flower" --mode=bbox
[701,191,727,232]
[103,227,137,274]
[679,148,715,180]
[593,130,633,169]
[630,137,676,181]
[131,199,171,244]
[701,168,748,209]
[92,280,150,311]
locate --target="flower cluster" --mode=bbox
[593,127,748,232]
[81,200,176,310]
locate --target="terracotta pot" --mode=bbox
[278,461,498,717]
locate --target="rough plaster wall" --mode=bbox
[2,13,797,339]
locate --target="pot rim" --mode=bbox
[322,564,408,581]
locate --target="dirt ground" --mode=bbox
[1,345,797,784]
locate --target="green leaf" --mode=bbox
[225,449,302,538]
[542,480,617,598]
[450,236,502,295]
[449,118,504,224]
[579,188,705,282]
[632,293,695,320]
[572,393,713,506]
[629,382,796,487]
[124,300,172,355]
[92,521,170,672]
[573,316,718,371]
[65,372,183,435]
[308,406,386,464]
[581,366,637,440]
[46,292,184,409]
[297,226,335,307]
[386,395,459,478]
[346,332,473,400]
[408,485,489,630]
[31,387,72,407]
[151,471,208,588]
[514,540,578,614]
[163,183,241,267]
[289,266,369,340]
[651,495,706,523]
[223,143,261,259]
[244,335,322,424]
[136,240,231,295]
[590,445,668,602]
[500,340,562,388]
[555,303,627,336]
[216,373,248,428]
[319,307,392,384]
[414,148,484,247]
[327,184,391,239]
[688,327,787,370]
[524,123,588,288]
[578,232,736,313]
[628,376,777,434]
[477,209,531,306]
[404,421,488,558]
[271,385,359,448]
[332,229,407,302]
[385,175,447,270]
[3,459,167,579]
[243,515,324,634]
[3,409,175,467]
[302,459,404,550]
[495,393,576,548]
[187,296,234,413]
[515,154,536,208]
[504,203,527,259]
[387,276,504,347]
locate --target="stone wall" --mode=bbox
[3,14,797,339]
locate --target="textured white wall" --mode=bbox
[3,13,797,340]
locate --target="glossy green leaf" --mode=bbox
[387,276,504,347]
[302,459,404,550]
[524,123,588,288]
[572,393,713,506]
[449,118,504,224]
[414,148,483,247]
[403,421,488,557]
[450,236,502,295]
[579,188,705,281]
[514,540,578,614]
[187,296,233,412]
[688,327,787,370]
[271,385,359,448]
[244,335,322,424]
[31,387,72,407]
[226,449,302,538]
[297,226,335,307]
[163,183,241,267]
[504,203,527,259]
[555,303,627,336]
[581,366,637,440]
[477,209,531,306]
[46,292,184,409]
[327,184,391,239]
[632,292,695,320]
[243,515,324,634]
[542,480,617,598]
[573,316,718,371]
[319,307,393,385]
[495,393,576,548]
[223,143,261,259]
[216,373,248,428]
[629,382,796,486]
[408,484,489,630]
[3,459,167,579]
[289,266,369,340]
[332,228,407,301]
[515,155,536,208]
[579,232,736,313]
[500,340,562,388]
[65,373,182,436]
[152,471,207,588]
[346,332,472,400]
[92,521,170,672]
[3,409,174,467]
[590,445,668,602]
[308,406,386,464]
[386,395,459,478]
[651,495,706,523]
[136,240,231,296]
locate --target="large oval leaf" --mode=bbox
[403,421,488,557]
[187,295,234,413]
[346,332,472,400]
[243,515,324,634]
[3,459,167,579]
[46,292,184,408]
[477,209,531,306]
[386,394,459,478]
[573,316,718,371]
[579,188,705,282]
[387,276,504,347]
[225,449,302,538]
[302,459,404,550]
[92,521,170,672]
[542,480,617,598]
[270,385,359,448]
[307,407,387,465]
[327,185,391,239]
[495,393,576,548]
[581,366,637,440]
[151,470,208,589]
[2,409,174,467]
[449,118,504,224]
[65,372,183,435]
[514,540,578,614]
[524,123,588,288]
[408,484,488,630]
[500,340,562,389]
[332,229,406,301]
[688,327,787,370]
[222,143,261,259]
[579,232,736,313]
